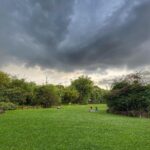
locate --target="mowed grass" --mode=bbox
[0,104,150,150]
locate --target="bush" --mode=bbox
[106,73,150,117]
[0,102,17,111]
[34,85,61,108]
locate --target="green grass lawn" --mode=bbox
[0,104,150,150]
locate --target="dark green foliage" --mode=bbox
[4,88,28,105]
[0,102,17,111]
[0,77,36,105]
[34,85,61,108]
[10,78,36,105]
[71,76,94,104]
[106,73,150,117]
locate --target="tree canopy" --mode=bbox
[0,71,107,108]
[106,73,150,117]
[71,76,94,104]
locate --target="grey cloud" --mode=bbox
[59,0,150,70]
[0,0,150,71]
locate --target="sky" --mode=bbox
[0,0,150,88]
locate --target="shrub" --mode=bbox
[0,102,17,111]
[34,85,61,108]
[106,73,150,117]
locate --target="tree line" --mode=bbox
[0,71,107,110]
[1,70,150,118]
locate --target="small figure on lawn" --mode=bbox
[89,106,94,112]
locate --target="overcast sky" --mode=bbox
[0,0,150,88]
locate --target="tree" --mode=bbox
[0,71,11,102]
[90,86,107,104]
[8,78,36,105]
[34,85,61,108]
[56,85,65,100]
[62,87,79,104]
[106,73,150,117]
[0,71,10,88]
[71,76,93,104]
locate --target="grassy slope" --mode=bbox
[0,104,150,150]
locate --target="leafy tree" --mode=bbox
[71,76,93,104]
[0,71,11,102]
[56,85,65,100]
[90,86,107,104]
[5,88,27,105]
[106,73,150,117]
[0,71,10,88]
[8,78,36,105]
[62,87,79,104]
[34,85,61,108]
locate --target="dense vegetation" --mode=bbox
[0,104,150,150]
[71,76,94,104]
[106,73,150,117]
[0,71,106,111]
[1,70,150,118]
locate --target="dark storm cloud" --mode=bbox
[0,0,75,67]
[0,0,150,71]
